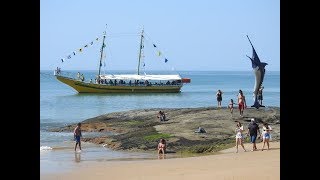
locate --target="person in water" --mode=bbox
[237,90,247,117]
[74,123,82,151]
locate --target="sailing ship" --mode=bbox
[54,28,190,93]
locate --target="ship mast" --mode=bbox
[137,28,144,75]
[98,25,107,79]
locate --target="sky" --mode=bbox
[40,0,279,72]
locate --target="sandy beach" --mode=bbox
[41,141,279,180]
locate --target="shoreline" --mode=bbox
[41,141,280,180]
[51,106,280,154]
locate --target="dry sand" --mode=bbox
[42,141,279,180]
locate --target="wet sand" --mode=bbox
[41,141,280,180]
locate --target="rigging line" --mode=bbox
[144,33,178,74]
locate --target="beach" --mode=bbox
[40,70,280,179]
[41,141,279,180]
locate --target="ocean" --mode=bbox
[40,70,279,173]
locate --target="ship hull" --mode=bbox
[56,75,182,93]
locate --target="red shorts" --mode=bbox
[238,102,244,110]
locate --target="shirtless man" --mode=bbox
[74,123,82,151]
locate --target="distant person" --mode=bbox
[258,86,264,106]
[228,99,236,115]
[246,118,261,151]
[235,121,246,153]
[74,123,82,151]
[216,90,223,108]
[261,122,272,151]
[157,111,166,122]
[81,74,85,82]
[158,138,166,155]
[237,90,247,117]
[77,72,80,80]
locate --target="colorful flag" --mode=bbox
[96,38,99,41]
[79,48,82,52]
[153,44,157,47]
[73,51,76,56]
[84,45,88,48]
[165,58,168,63]
[157,51,161,56]
[61,58,64,62]
[143,63,145,67]
[67,55,71,59]
[91,41,93,45]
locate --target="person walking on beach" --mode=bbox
[228,99,236,115]
[261,122,272,151]
[158,138,166,155]
[216,90,223,108]
[235,121,247,153]
[237,90,247,117]
[74,123,82,151]
[246,118,261,151]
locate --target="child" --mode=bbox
[228,99,236,115]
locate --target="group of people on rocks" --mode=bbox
[216,86,264,117]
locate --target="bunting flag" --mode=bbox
[59,33,104,63]
[165,58,168,63]
[153,44,157,47]
[157,51,161,56]
[143,63,145,67]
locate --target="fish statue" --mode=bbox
[246,35,268,109]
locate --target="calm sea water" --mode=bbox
[40,70,279,173]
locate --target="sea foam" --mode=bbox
[40,146,53,151]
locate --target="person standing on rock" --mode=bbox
[216,90,223,108]
[237,90,247,117]
[74,123,82,152]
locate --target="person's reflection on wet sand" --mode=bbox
[75,152,81,163]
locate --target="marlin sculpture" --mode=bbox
[246,35,268,109]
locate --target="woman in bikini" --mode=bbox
[237,90,247,117]
[158,138,167,155]
[228,99,236,115]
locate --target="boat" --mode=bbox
[54,27,191,93]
